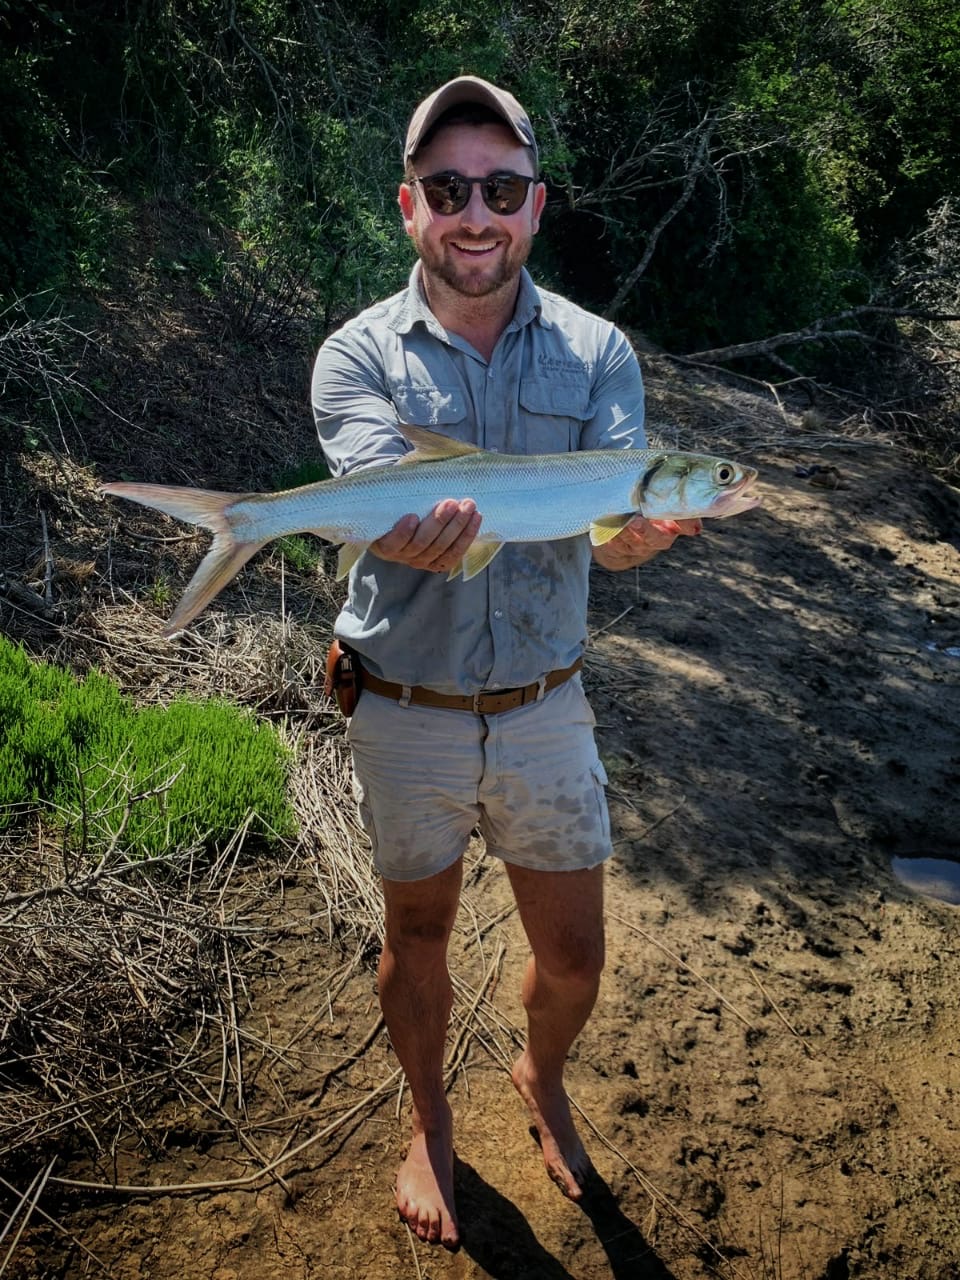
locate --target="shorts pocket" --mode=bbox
[590,761,611,841]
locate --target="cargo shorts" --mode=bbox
[345,676,611,882]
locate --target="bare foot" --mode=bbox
[512,1050,591,1200]
[395,1110,459,1250]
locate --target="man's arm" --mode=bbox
[591,516,702,570]
[311,329,481,572]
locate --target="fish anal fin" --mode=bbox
[335,543,367,580]
[590,514,634,546]
[397,424,483,462]
[448,540,505,581]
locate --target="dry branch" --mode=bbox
[679,304,960,366]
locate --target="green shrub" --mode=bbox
[0,637,295,855]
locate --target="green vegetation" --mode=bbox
[1,0,957,361]
[276,535,324,573]
[0,636,295,855]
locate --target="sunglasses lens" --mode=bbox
[420,175,471,214]
[483,176,529,214]
[418,174,532,215]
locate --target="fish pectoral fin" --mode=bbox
[397,424,483,462]
[448,541,505,581]
[589,514,634,546]
[335,543,368,580]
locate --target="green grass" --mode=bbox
[0,636,295,856]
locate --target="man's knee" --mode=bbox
[535,936,605,988]
[386,914,455,951]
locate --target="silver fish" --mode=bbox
[102,425,760,636]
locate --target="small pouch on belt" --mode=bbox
[324,639,361,717]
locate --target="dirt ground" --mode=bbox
[3,250,960,1279]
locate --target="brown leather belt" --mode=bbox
[360,657,582,715]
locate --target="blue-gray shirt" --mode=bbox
[311,264,646,694]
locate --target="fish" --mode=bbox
[101,425,760,636]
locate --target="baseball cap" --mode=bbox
[404,75,538,172]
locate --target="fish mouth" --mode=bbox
[712,476,762,517]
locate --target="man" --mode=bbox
[311,76,702,1250]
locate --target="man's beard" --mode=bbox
[415,230,532,298]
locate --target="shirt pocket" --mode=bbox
[390,383,469,436]
[517,377,592,453]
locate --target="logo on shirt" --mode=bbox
[537,353,589,375]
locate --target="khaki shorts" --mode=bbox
[345,676,611,882]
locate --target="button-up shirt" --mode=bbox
[311,264,646,694]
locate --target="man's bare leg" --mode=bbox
[379,858,463,1248]
[505,863,605,1200]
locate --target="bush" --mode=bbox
[0,636,295,855]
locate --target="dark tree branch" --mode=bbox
[680,306,960,364]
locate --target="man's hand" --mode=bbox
[591,515,702,571]
[370,499,482,574]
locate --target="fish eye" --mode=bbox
[713,462,737,486]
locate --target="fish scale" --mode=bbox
[101,424,759,636]
[229,447,665,545]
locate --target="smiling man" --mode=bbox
[311,76,702,1251]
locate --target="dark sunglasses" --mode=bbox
[411,171,537,216]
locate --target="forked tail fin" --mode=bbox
[101,482,265,636]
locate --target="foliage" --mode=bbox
[0,636,295,855]
[0,0,957,370]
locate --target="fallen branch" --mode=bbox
[678,305,960,366]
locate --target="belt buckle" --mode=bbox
[472,691,483,713]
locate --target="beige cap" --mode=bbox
[404,75,538,172]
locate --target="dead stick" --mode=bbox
[750,968,815,1056]
[445,944,506,1081]
[608,910,756,1031]
[0,1158,56,1276]
[40,509,53,607]
[49,1069,403,1196]
[403,1222,426,1279]
[574,1103,750,1280]
[0,1170,114,1277]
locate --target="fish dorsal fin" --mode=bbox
[335,542,367,580]
[447,540,505,581]
[589,514,633,546]
[397,424,482,462]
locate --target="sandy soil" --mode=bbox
[3,273,960,1279]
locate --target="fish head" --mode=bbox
[633,452,761,520]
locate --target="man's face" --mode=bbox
[399,123,546,300]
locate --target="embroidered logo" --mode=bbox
[537,353,589,375]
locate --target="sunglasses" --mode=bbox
[411,171,537,216]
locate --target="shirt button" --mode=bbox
[493,609,504,620]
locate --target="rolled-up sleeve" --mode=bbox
[311,327,407,477]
